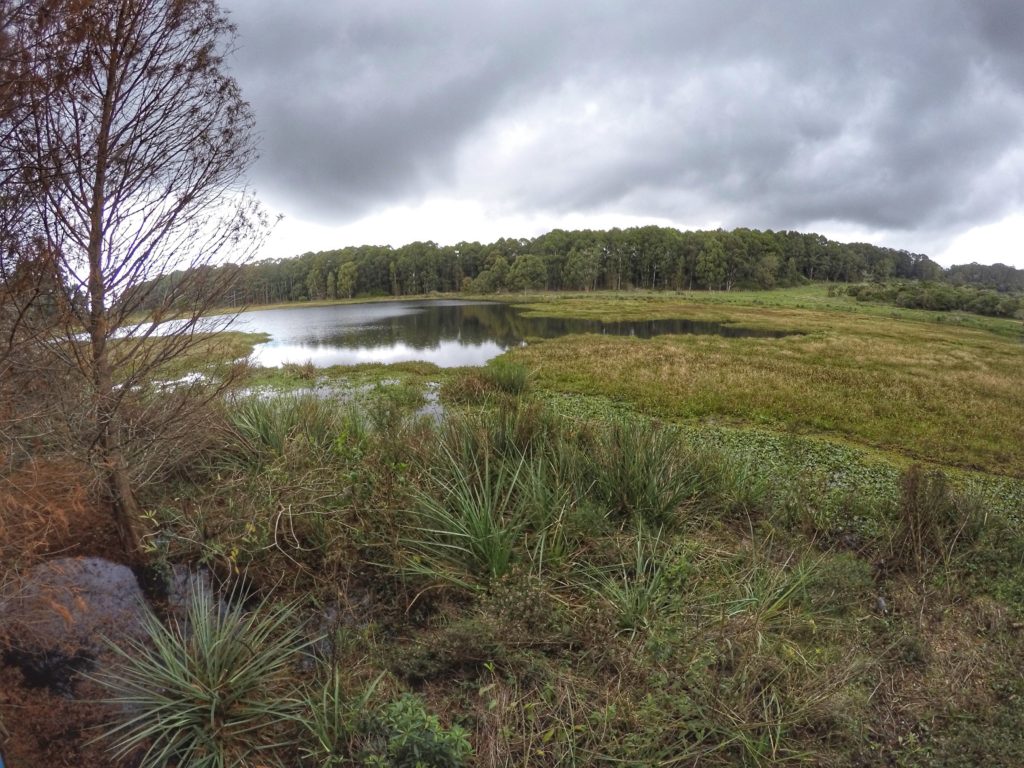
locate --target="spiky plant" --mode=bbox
[594,418,714,527]
[401,445,527,590]
[584,525,672,636]
[93,581,306,768]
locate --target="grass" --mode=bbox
[93,580,306,768]
[130,330,269,382]
[500,290,1024,477]
[83,381,1024,765]
[592,417,719,527]
[402,445,528,589]
[9,286,1024,767]
[508,285,1023,338]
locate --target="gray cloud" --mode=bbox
[226,0,1024,251]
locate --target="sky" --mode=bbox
[223,1,1024,268]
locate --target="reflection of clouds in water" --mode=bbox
[234,299,792,369]
[252,340,507,368]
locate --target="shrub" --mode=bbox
[93,581,305,768]
[297,675,472,768]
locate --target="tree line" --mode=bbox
[135,225,1023,310]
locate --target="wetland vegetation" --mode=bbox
[5,2,1023,765]
[6,284,1024,767]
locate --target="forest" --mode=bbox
[136,225,1024,314]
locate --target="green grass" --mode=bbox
[117,379,1024,766]
[93,581,306,768]
[53,287,1024,767]
[497,290,1024,477]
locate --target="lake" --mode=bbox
[231,299,794,368]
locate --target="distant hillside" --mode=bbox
[134,226,1023,309]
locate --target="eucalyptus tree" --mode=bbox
[2,0,266,557]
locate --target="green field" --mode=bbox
[501,289,1024,477]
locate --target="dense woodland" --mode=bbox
[137,226,1024,312]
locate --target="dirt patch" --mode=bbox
[1,663,119,767]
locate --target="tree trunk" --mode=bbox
[103,439,143,562]
[87,38,141,561]
[92,340,142,560]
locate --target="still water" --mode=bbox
[232,300,793,368]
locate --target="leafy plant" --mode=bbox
[295,674,471,768]
[93,581,306,768]
[364,694,473,767]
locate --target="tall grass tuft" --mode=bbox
[585,525,672,636]
[402,445,527,589]
[439,400,558,469]
[228,394,341,464]
[890,464,988,574]
[594,418,715,527]
[482,357,529,396]
[294,669,383,767]
[93,581,306,768]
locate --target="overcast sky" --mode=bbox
[224,1,1024,268]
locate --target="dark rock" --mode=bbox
[0,557,149,694]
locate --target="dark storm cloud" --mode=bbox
[226,0,1024,243]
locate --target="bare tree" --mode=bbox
[2,0,266,558]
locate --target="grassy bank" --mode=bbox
[5,286,1024,766]
[104,373,1024,766]
[498,291,1024,477]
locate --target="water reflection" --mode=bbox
[231,300,794,368]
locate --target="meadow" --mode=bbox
[3,286,1024,767]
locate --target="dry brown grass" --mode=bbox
[0,459,114,569]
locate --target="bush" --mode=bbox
[297,675,472,768]
[367,381,425,435]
